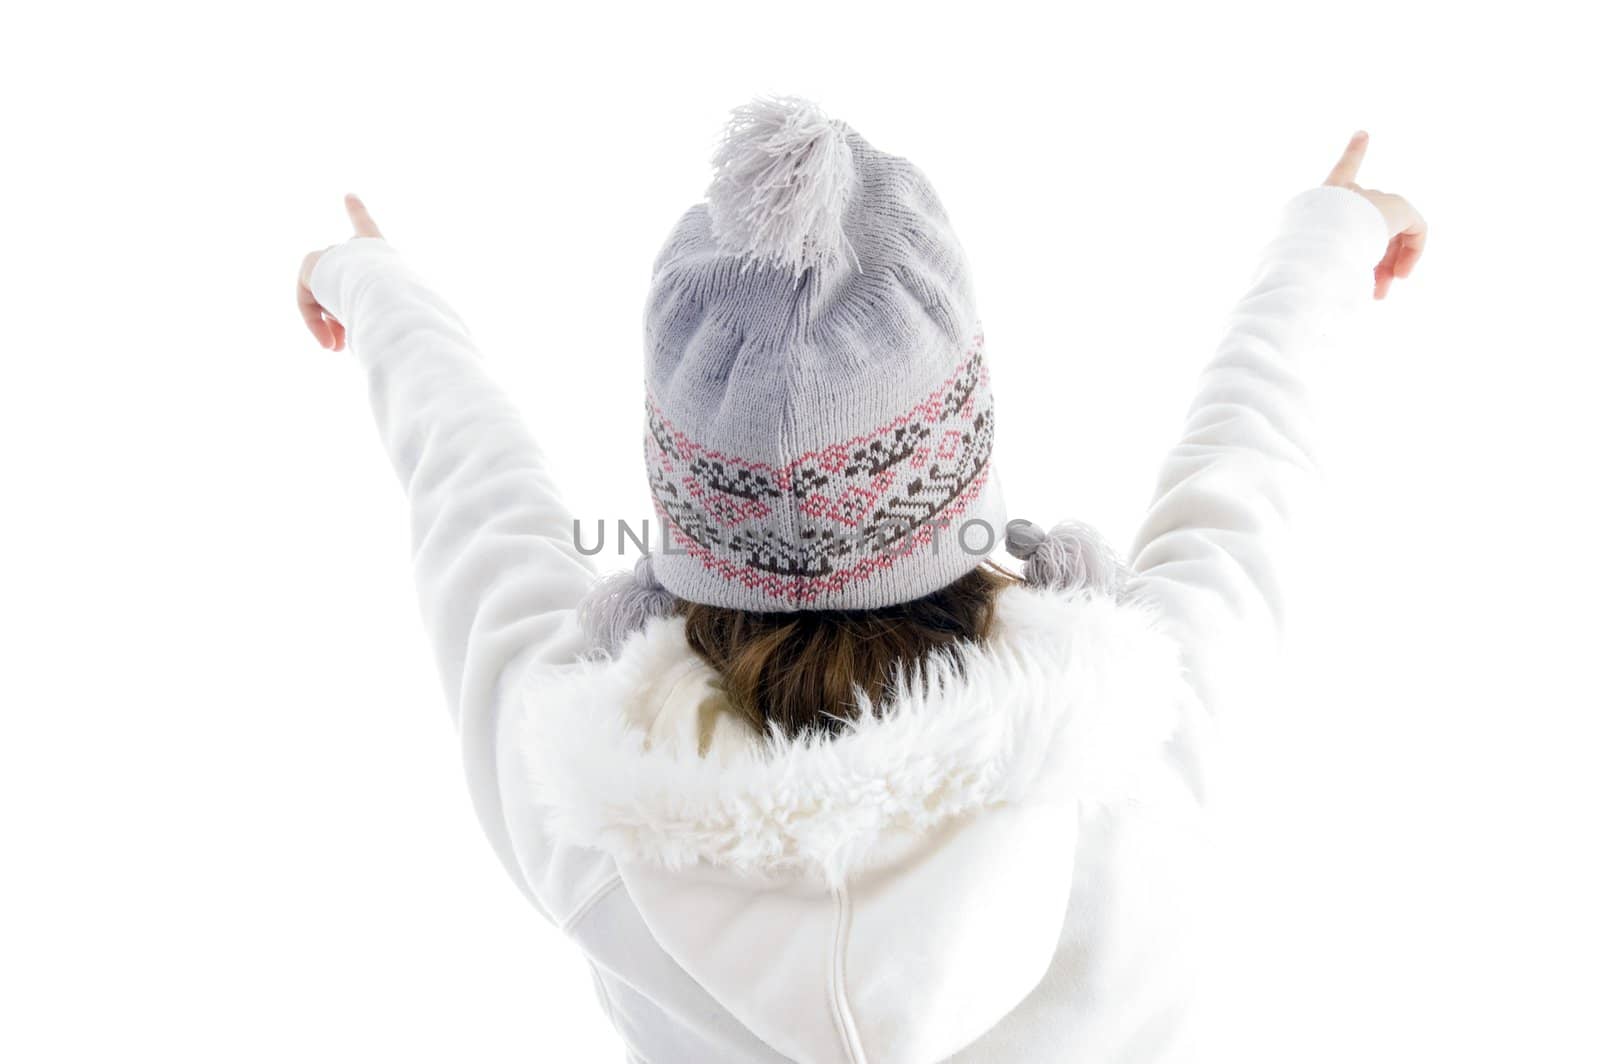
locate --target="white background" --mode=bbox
[3,1,1596,1060]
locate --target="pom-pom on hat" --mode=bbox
[705,96,861,276]
[639,95,1007,611]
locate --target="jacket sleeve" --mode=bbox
[1124,186,1390,729]
[309,237,602,913]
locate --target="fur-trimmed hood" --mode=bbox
[515,585,1192,888]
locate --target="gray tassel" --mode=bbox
[1004,519,1128,597]
[578,556,679,657]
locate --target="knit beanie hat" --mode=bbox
[635,95,1007,612]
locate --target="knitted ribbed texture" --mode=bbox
[642,96,1006,610]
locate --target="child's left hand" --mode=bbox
[1322,133,1426,300]
[297,194,384,351]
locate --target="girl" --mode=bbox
[295,97,1424,1063]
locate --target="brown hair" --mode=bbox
[677,561,1021,740]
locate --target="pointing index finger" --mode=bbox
[1324,131,1369,187]
[346,193,384,239]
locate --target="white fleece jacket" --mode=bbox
[309,185,1390,1063]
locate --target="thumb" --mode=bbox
[345,193,384,239]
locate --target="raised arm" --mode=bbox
[1125,135,1424,728]
[297,197,599,896]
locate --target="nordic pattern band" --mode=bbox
[644,332,995,604]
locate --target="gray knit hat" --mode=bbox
[639,96,1007,612]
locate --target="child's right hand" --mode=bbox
[1322,131,1427,300]
[296,193,385,351]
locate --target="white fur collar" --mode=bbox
[515,586,1189,886]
